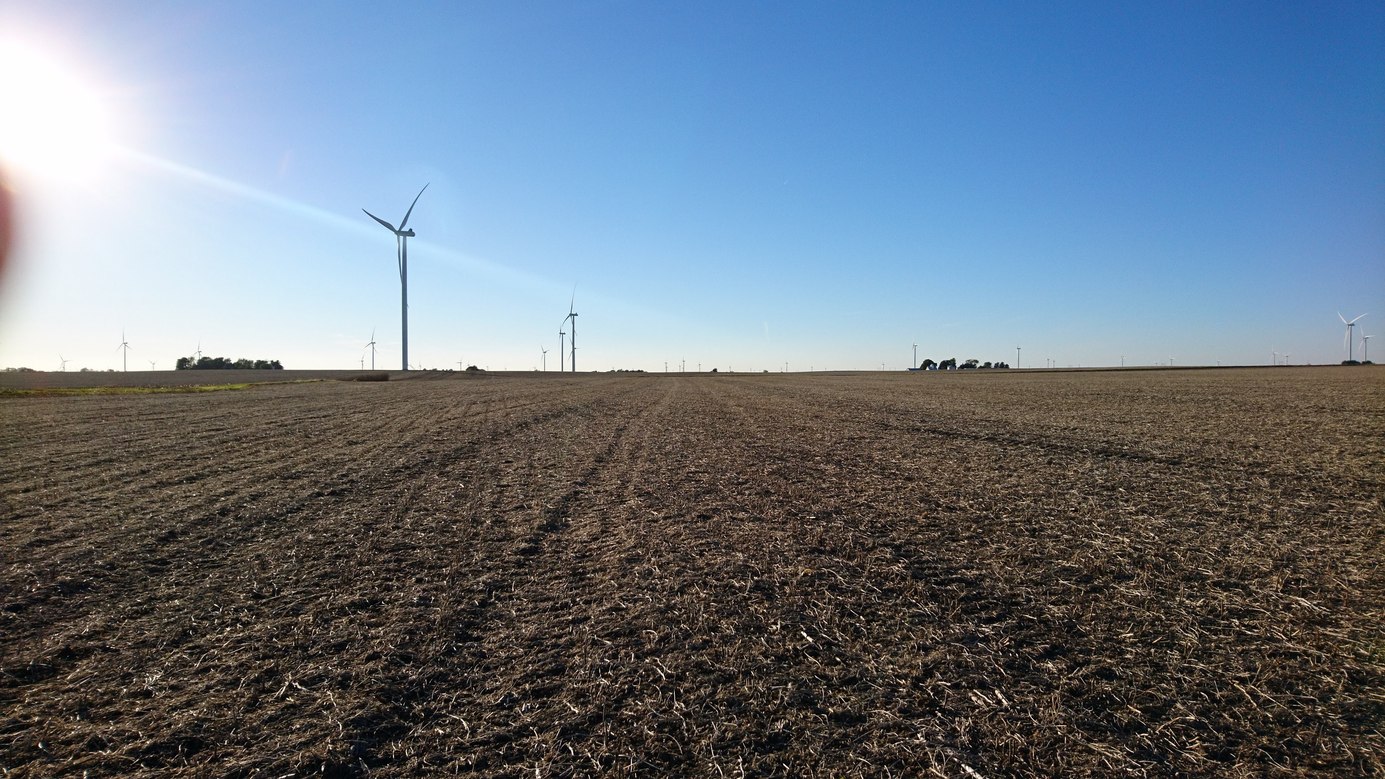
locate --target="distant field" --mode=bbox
[0,369,428,390]
[2,368,1382,776]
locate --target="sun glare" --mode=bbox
[0,37,118,183]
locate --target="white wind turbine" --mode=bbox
[561,289,578,372]
[1340,312,1367,361]
[558,324,566,372]
[364,328,378,371]
[541,346,548,372]
[363,184,428,371]
[58,355,69,371]
[117,330,130,372]
[1362,332,1373,363]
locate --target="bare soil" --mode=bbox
[2,368,1382,777]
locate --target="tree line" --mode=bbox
[176,356,283,370]
[918,358,1011,370]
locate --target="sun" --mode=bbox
[0,36,118,183]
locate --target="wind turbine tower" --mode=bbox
[117,331,130,372]
[564,291,578,372]
[363,184,428,371]
[365,329,378,371]
[1340,312,1367,361]
[1363,333,1373,363]
[558,326,566,372]
[541,346,548,371]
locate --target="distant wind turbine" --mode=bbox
[149,360,156,371]
[558,325,566,372]
[912,341,917,368]
[363,184,428,371]
[194,340,203,363]
[541,346,548,372]
[58,355,68,372]
[562,289,578,372]
[1340,312,1366,361]
[364,328,377,371]
[1362,333,1372,363]
[117,330,130,372]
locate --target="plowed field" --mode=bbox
[3,369,1382,777]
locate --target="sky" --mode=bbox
[0,1,1381,372]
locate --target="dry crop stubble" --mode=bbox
[1,368,1382,777]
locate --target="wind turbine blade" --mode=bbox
[362,209,398,233]
[1350,313,1367,324]
[1339,311,1348,324]
[398,184,429,230]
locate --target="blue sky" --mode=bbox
[1,1,1381,371]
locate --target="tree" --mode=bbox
[939,358,957,370]
[176,355,283,370]
[920,358,937,370]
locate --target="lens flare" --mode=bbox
[0,37,117,183]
